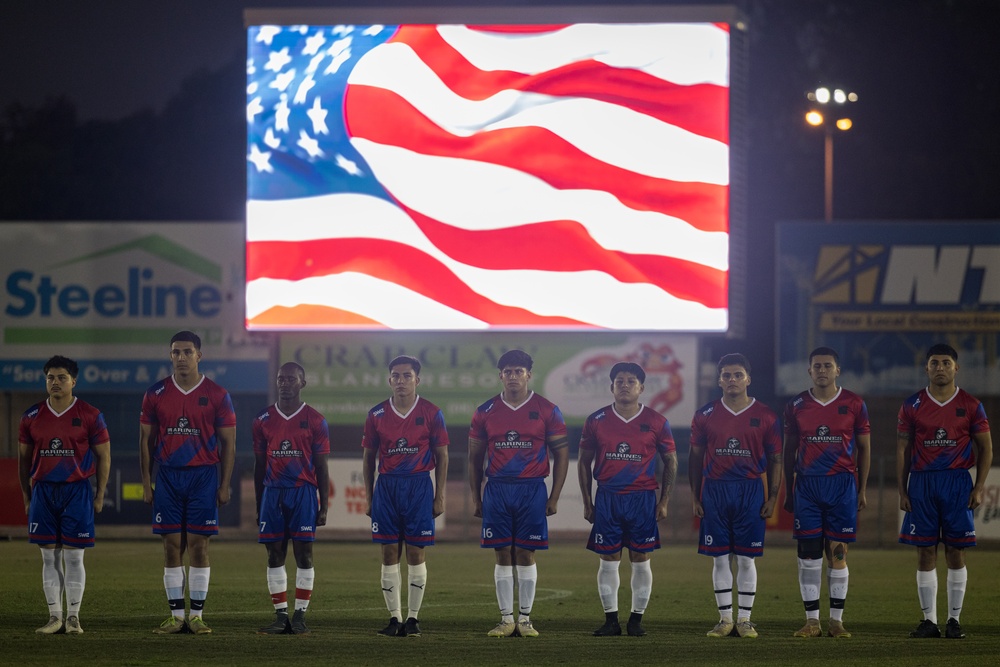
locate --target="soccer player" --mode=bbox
[578,362,677,638]
[139,331,236,635]
[254,362,330,636]
[783,347,871,639]
[469,349,570,638]
[363,355,449,638]
[688,353,781,639]
[18,355,111,635]
[897,343,992,640]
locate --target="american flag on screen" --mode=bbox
[246,22,730,330]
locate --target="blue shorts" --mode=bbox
[371,473,435,547]
[588,488,660,555]
[793,473,857,542]
[153,465,219,536]
[259,485,318,543]
[481,478,548,551]
[698,478,766,558]
[28,479,95,548]
[899,469,976,549]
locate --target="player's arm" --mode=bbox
[314,451,330,526]
[761,450,782,519]
[17,441,33,515]
[656,449,678,521]
[969,430,993,510]
[855,433,871,511]
[688,443,706,517]
[468,436,487,518]
[896,429,914,512]
[362,445,377,518]
[91,440,111,514]
[216,426,236,506]
[546,435,570,516]
[577,446,597,524]
[253,451,267,523]
[432,445,449,518]
[782,432,798,514]
[139,422,157,505]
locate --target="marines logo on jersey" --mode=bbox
[387,436,419,456]
[494,430,532,449]
[605,441,643,462]
[715,436,751,458]
[271,439,303,458]
[40,437,73,457]
[924,427,956,448]
[166,416,201,437]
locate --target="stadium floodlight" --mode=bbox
[804,85,857,222]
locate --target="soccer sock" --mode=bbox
[407,562,427,620]
[630,560,653,614]
[163,566,186,619]
[381,564,402,621]
[62,549,86,616]
[735,555,757,621]
[188,566,210,618]
[295,567,314,612]
[267,566,288,612]
[916,570,938,624]
[516,564,537,618]
[798,558,822,620]
[597,559,621,613]
[946,566,967,623]
[494,564,514,621]
[40,548,64,618]
[828,566,849,622]
[711,555,733,621]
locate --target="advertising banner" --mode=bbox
[776,221,1000,396]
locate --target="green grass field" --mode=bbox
[2,539,997,665]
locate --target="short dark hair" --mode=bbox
[170,330,202,350]
[497,349,533,371]
[926,343,958,362]
[44,355,79,379]
[610,362,645,384]
[717,353,750,377]
[809,346,840,366]
[388,355,421,375]
[279,361,305,379]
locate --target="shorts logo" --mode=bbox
[40,438,73,457]
[204,519,218,525]
[714,437,750,458]
[841,527,855,533]
[271,439,303,458]
[167,417,201,437]
[529,534,542,540]
[751,541,762,547]
[494,430,532,449]
[300,525,314,531]
[923,427,956,448]
[387,437,419,456]
[605,442,642,462]
[421,530,433,536]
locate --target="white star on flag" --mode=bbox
[293,74,316,104]
[256,26,281,45]
[297,130,324,158]
[270,69,296,92]
[264,127,281,149]
[306,97,329,134]
[247,144,273,172]
[274,95,291,132]
[246,96,263,123]
[335,153,362,176]
[264,47,292,72]
[303,31,326,55]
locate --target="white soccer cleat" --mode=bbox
[706,618,734,638]
[36,615,64,634]
[487,619,517,637]
[517,617,539,638]
[64,616,83,634]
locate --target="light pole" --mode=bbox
[805,87,857,222]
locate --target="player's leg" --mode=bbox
[257,486,292,634]
[512,480,546,637]
[151,467,188,634]
[185,466,220,635]
[401,545,427,637]
[626,551,652,636]
[623,490,658,637]
[941,469,975,639]
[732,480,765,638]
[699,481,735,637]
[60,479,95,634]
[285,486,318,635]
[186,534,212,634]
[372,476,405,636]
[792,476,823,637]
[290,539,316,635]
[902,473,943,637]
[483,481,516,637]
[29,483,65,634]
[399,474,434,637]
[943,546,967,638]
[589,488,623,636]
[824,473,858,638]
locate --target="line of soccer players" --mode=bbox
[17,334,991,639]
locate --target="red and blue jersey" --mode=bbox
[362,396,449,476]
[691,398,781,481]
[253,403,330,487]
[898,387,989,472]
[140,375,236,468]
[470,391,567,481]
[580,404,675,493]
[784,387,870,476]
[19,398,109,484]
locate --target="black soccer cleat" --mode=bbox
[909,619,941,638]
[377,617,402,637]
[593,619,622,636]
[944,618,965,639]
[626,612,647,637]
[290,609,310,635]
[257,611,291,635]
[401,617,421,637]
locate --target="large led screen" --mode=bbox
[246,16,731,331]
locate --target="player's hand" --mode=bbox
[217,486,231,506]
[365,500,372,518]
[433,495,445,518]
[692,499,705,518]
[655,500,669,521]
[143,486,154,505]
[22,492,31,516]
[546,498,559,516]
[583,504,595,524]
[760,496,777,519]
[94,491,105,514]
[969,487,984,510]
[317,508,328,527]
[472,499,483,519]
[899,493,911,512]
[857,491,868,511]
[783,496,794,513]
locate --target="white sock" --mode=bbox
[62,549,86,616]
[597,559,621,613]
[267,566,288,611]
[295,567,315,612]
[407,562,427,619]
[188,566,210,618]
[630,560,652,614]
[40,548,65,618]
[798,558,822,620]
[494,564,514,620]
[916,570,938,624]
[516,564,537,617]
[946,567,967,623]
[828,566,849,622]
[736,555,757,621]
[712,555,733,621]
[163,566,186,619]
[381,564,402,621]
